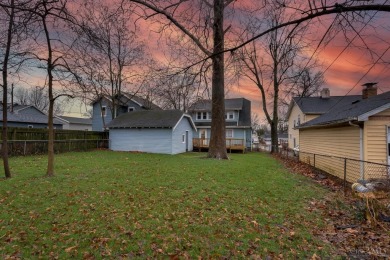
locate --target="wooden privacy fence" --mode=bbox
[0,127,109,157]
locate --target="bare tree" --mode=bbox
[151,67,202,111]
[288,68,324,98]
[237,3,310,153]
[127,0,241,159]
[0,0,15,178]
[69,0,145,128]
[13,85,65,115]
[5,0,77,177]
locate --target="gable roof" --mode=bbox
[0,105,63,125]
[286,95,362,119]
[298,91,390,128]
[92,93,162,110]
[58,116,92,125]
[107,110,196,130]
[189,98,247,111]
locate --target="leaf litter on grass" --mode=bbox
[275,154,390,258]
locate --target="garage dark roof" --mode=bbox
[58,116,92,125]
[0,106,63,125]
[299,91,390,128]
[107,110,194,129]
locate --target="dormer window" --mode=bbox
[225,112,234,120]
[128,107,135,112]
[297,115,300,126]
[197,112,208,120]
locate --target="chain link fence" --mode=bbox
[277,148,390,184]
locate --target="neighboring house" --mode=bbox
[286,88,362,149]
[188,98,252,151]
[261,132,288,149]
[57,116,92,131]
[92,93,161,131]
[297,84,390,182]
[0,104,63,129]
[107,110,196,155]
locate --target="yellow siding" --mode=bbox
[287,103,320,149]
[287,104,301,149]
[300,126,361,182]
[364,108,390,164]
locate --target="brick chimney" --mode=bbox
[362,82,378,99]
[320,88,330,99]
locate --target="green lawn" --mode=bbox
[0,151,331,258]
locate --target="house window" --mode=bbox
[297,115,300,126]
[293,120,296,127]
[225,112,234,120]
[197,112,208,120]
[28,125,33,129]
[101,106,107,117]
[128,107,135,112]
[226,129,233,138]
[182,134,185,143]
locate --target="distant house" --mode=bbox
[261,132,288,150]
[297,84,390,182]
[91,93,161,131]
[188,98,252,151]
[57,116,92,131]
[286,88,362,149]
[0,104,63,129]
[107,110,196,155]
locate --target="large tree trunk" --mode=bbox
[208,0,228,159]
[1,0,14,179]
[270,122,278,154]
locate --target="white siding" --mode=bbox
[110,128,173,154]
[172,118,194,154]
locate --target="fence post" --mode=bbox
[343,158,347,193]
[24,141,26,155]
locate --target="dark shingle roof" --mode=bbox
[58,116,92,125]
[107,110,193,129]
[189,98,245,111]
[0,110,63,125]
[299,91,390,128]
[293,95,362,114]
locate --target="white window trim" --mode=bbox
[225,111,235,120]
[196,112,209,120]
[28,125,33,129]
[182,134,185,143]
[226,129,234,138]
[128,107,135,112]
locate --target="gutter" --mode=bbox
[297,117,357,129]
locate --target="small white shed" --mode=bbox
[107,110,197,155]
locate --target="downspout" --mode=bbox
[349,121,364,180]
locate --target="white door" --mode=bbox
[199,129,207,146]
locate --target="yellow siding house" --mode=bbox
[286,88,361,149]
[297,85,390,182]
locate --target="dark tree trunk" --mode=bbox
[43,14,55,177]
[208,0,228,159]
[270,122,278,154]
[1,0,14,179]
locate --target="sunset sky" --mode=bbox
[19,0,390,120]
